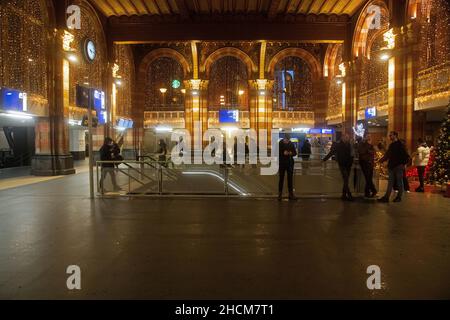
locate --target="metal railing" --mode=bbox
[96,153,380,198]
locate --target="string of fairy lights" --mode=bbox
[68,5,105,107]
[0,0,48,99]
[114,44,133,117]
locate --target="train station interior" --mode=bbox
[0,0,449,300]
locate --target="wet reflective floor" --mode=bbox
[0,171,449,299]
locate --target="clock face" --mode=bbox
[85,40,96,62]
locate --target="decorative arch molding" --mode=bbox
[352,0,390,59]
[138,48,191,80]
[266,48,322,81]
[202,47,257,79]
[406,0,431,22]
[366,26,389,60]
[323,44,342,78]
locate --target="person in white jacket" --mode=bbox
[412,138,430,192]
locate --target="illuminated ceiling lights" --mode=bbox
[0,111,34,120]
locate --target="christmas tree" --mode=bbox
[428,103,450,186]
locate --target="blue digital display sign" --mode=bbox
[321,129,334,134]
[309,128,322,134]
[365,107,377,119]
[0,88,26,112]
[219,110,239,123]
[93,90,107,125]
[116,118,134,129]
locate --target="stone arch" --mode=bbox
[138,48,191,80]
[352,0,390,59]
[202,47,257,79]
[266,48,321,81]
[366,27,389,60]
[323,44,342,78]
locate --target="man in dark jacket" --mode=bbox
[99,137,120,192]
[278,134,297,201]
[323,133,354,201]
[357,134,377,197]
[378,131,410,202]
[301,139,312,161]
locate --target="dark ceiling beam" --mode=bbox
[339,0,353,15]
[306,0,315,14]
[174,0,191,18]
[105,0,120,16]
[329,0,341,14]
[109,19,347,42]
[268,0,282,19]
[153,0,162,15]
[116,0,130,15]
[317,0,328,14]
[125,0,139,15]
[137,0,152,15]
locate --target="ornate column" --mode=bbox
[249,79,273,147]
[403,22,425,151]
[31,29,75,176]
[184,79,208,147]
[341,60,359,135]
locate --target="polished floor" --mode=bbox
[0,168,449,299]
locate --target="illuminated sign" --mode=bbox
[0,88,27,112]
[172,80,181,89]
[116,118,134,129]
[321,129,334,134]
[219,110,239,123]
[353,121,367,138]
[365,107,377,119]
[93,90,107,125]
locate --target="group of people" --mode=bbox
[278,131,431,202]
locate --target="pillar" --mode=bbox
[31,29,75,176]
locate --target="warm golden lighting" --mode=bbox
[159,88,167,94]
[238,90,244,96]
[380,53,390,61]
[67,54,78,63]
[112,63,120,78]
[62,30,75,52]
[339,63,346,77]
[383,29,395,50]
[181,89,186,94]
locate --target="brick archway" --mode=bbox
[352,0,390,59]
[324,44,342,78]
[266,48,322,81]
[137,48,191,80]
[202,47,257,79]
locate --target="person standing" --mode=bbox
[412,138,431,192]
[378,131,410,203]
[99,137,120,192]
[278,134,297,201]
[323,133,354,201]
[301,139,312,161]
[157,139,167,163]
[357,134,378,198]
